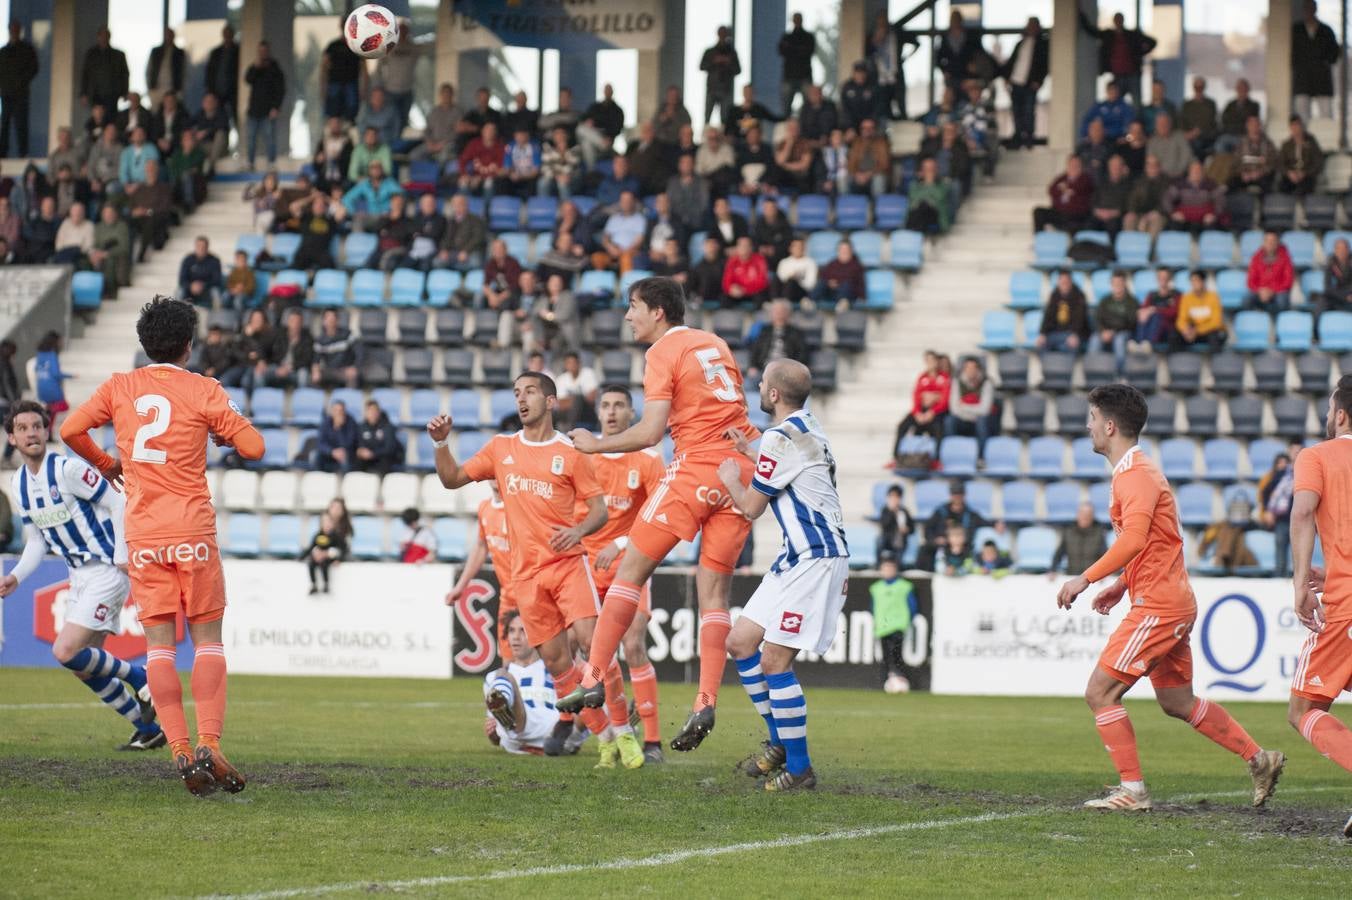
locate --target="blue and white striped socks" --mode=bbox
[766,671,810,776]
[63,647,156,732]
[490,676,516,708]
[735,652,779,745]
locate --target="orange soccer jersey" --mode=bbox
[1294,436,1352,622]
[477,497,513,585]
[579,449,665,556]
[642,325,758,459]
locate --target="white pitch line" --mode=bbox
[209,810,1043,900]
[0,700,477,712]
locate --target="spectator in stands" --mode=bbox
[244,170,280,234]
[35,331,71,423]
[458,121,505,197]
[347,125,392,186]
[593,156,639,211]
[1245,229,1294,316]
[751,198,792,268]
[262,308,312,388]
[86,124,123,195]
[818,127,851,195]
[921,480,990,569]
[1137,79,1176,136]
[90,203,130,297]
[876,486,915,563]
[19,194,58,263]
[944,356,997,453]
[596,191,646,275]
[118,126,160,189]
[1037,270,1090,352]
[1277,115,1324,195]
[461,86,502,150]
[1033,154,1093,232]
[582,81,625,152]
[313,308,361,388]
[727,84,782,145]
[537,126,581,200]
[1179,76,1218,158]
[839,62,883,133]
[700,26,741,126]
[746,299,808,385]
[1115,119,1149,174]
[303,509,347,595]
[168,130,207,213]
[799,84,839,147]
[399,508,438,564]
[639,193,684,266]
[665,153,708,236]
[370,192,415,270]
[1260,451,1295,579]
[309,118,353,194]
[772,118,815,194]
[1089,269,1138,370]
[224,251,256,309]
[734,125,776,196]
[722,236,770,307]
[956,79,993,159]
[1002,17,1048,150]
[1089,154,1132,236]
[1078,12,1156,104]
[320,20,363,123]
[1218,78,1259,153]
[536,231,586,285]
[1050,502,1108,574]
[848,118,891,197]
[376,19,421,134]
[777,13,816,115]
[151,92,188,158]
[0,196,15,252]
[688,236,726,306]
[892,350,951,448]
[705,195,748,249]
[524,272,580,355]
[118,91,151,143]
[203,23,238,125]
[127,159,172,262]
[50,163,90,221]
[80,27,129,117]
[315,400,358,473]
[1123,153,1169,236]
[695,126,738,197]
[935,10,993,90]
[196,325,239,382]
[1293,0,1340,121]
[776,236,818,305]
[907,156,953,234]
[52,201,92,267]
[413,83,460,164]
[648,237,687,283]
[652,84,692,146]
[1145,112,1193,179]
[1163,159,1223,235]
[815,239,866,308]
[177,236,222,308]
[341,161,402,233]
[1321,237,1352,322]
[480,236,522,306]
[292,194,338,270]
[1174,269,1227,350]
[502,126,542,199]
[228,308,273,390]
[974,541,1013,577]
[244,40,285,170]
[1199,490,1257,573]
[553,352,599,431]
[48,127,80,179]
[1135,265,1181,349]
[0,21,40,159]
[1231,114,1278,194]
[435,193,487,271]
[1079,80,1134,140]
[935,524,976,575]
[354,400,402,476]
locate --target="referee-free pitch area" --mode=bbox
[3,668,1352,898]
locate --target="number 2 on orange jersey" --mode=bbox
[695,347,738,402]
[132,394,171,464]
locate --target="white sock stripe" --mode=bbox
[1095,712,1128,726]
[94,680,123,700]
[768,685,804,701]
[1187,699,1211,727]
[772,703,807,719]
[775,725,807,740]
[737,664,763,677]
[196,648,227,657]
[701,613,732,625]
[1302,710,1329,742]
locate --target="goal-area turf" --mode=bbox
[3,667,1351,898]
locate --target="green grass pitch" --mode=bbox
[4,668,1352,898]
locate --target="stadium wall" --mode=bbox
[0,266,71,394]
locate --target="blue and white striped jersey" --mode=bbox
[750,410,848,574]
[11,452,121,568]
[483,658,557,711]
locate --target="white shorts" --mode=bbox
[740,556,850,654]
[64,563,131,634]
[484,676,561,755]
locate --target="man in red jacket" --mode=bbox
[1245,229,1293,317]
[721,236,769,307]
[457,122,504,197]
[1032,154,1094,232]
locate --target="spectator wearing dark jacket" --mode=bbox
[434,194,487,271]
[1051,503,1109,573]
[244,41,286,169]
[1089,270,1138,370]
[315,400,359,473]
[1277,116,1324,195]
[178,236,223,307]
[313,308,361,388]
[1164,159,1223,234]
[704,197,749,249]
[876,485,916,561]
[699,27,741,127]
[1033,155,1094,232]
[355,401,402,475]
[747,299,808,381]
[798,85,839,146]
[840,63,884,131]
[80,27,130,114]
[921,479,991,566]
[1001,18,1049,149]
[197,325,241,382]
[1078,9,1156,103]
[778,13,816,114]
[1136,266,1182,347]
[1037,270,1091,352]
[263,308,314,388]
[687,237,726,306]
[1089,154,1133,236]
[1321,237,1352,322]
[0,21,40,159]
[1292,2,1341,121]
[1218,79,1259,151]
[145,28,186,105]
[1124,153,1170,236]
[815,240,866,307]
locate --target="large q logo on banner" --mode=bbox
[1200,593,1267,693]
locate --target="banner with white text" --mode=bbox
[451,0,664,52]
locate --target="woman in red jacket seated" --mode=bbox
[1244,228,1293,317]
[890,350,952,456]
[720,236,770,307]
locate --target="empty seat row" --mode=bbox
[1006,392,1319,438]
[994,349,1350,396]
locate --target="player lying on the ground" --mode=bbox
[428,371,644,769]
[1286,375,1352,837]
[62,297,265,797]
[717,359,849,792]
[483,610,562,755]
[0,400,163,751]
[1056,384,1285,812]
[557,276,759,753]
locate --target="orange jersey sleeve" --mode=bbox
[61,381,118,473]
[1296,438,1352,620]
[203,379,265,460]
[1083,467,1157,583]
[476,498,513,582]
[461,437,501,483]
[1088,455,1192,612]
[581,449,664,553]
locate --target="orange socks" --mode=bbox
[604,661,629,729]
[1187,698,1260,761]
[1300,709,1352,772]
[1094,705,1143,782]
[191,642,228,742]
[555,662,608,735]
[146,645,189,749]
[695,609,732,711]
[629,663,660,742]
[582,582,641,686]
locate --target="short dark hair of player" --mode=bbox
[1334,373,1352,423]
[629,276,685,326]
[500,607,521,635]
[4,399,49,434]
[137,295,198,364]
[514,370,556,398]
[1088,383,1148,439]
[599,383,631,403]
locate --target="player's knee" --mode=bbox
[725,629,755,660]
[50,637,81,666]
[622,634,649,667]
[1288,704,1311,732]
[1159,697,1193,720]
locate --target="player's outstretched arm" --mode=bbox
[448,531,487,604]
[428,415,474,489]
[0,525,47,597]
[718,458,768,519]
[569,399,670,454]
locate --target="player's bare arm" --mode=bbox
[569,399,670,454]
[1290,489,1325,633]
[1090,578,1128,615]
[718,458,767,519]
[593,538,624,572]
[428,414,474,489]
[550,495,607,552]
[448,530,488,605]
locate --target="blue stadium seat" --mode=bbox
[965,481,995,520]
[310,269,347,306]
[870,481,900,517]
[1319,311,1352,351]
[405,158,439,186]
[1176,482,1216,528]
[269,233,301,267]
[1275,310,1314,352]
[1300,268,1324,305]
[1020,310,1043,349]
[1114,231,1151,269]
[288,388,325,427]
[850,230,884,267]
[913,479,949,519]
[249,387,285,427]
[1198,230,1235,269]
[888,230,924,270]
[1216,269,1247,311]
[835,195,870,230]
[350,268,386,306]
[863,270,894,310]
[532,231,554,261]
[618,268,654,301]
[350,516,386,559]
[224,514,261,557]
[1159,438,1198,481]
[570,195,597,218]
[1027,436,1067,480]
[1088,481,1112,523]
[407,430,439,471]
[224,385,248,415]
[845,525,879,569]
[982,436,1022,478]
[1008,271,1043,310]
[330,388,363,414]
[254,429,291,469]
[525,196,558,231]
[873,194,908,230]
[434,518,469,562]
[1237,530,1277,576]
[488,196,523,231]
[235,233,265,265]
[1071,437,1106,479]
[499,231,530,263]
[1238,229,1264,262]
[939,436,978,477]
[795,194,831,230]
[1002,480,1039,524]
[1155,231,1192,268]
[1247,438,1285,477]
[274,268,308,294]
[450,392,482,430]
[1073,229,1110,247]
[1014,526,1058,572]
[1088,268,1112,302]
[1044,481,1082,524]
[370,387,403,423]
[488,389,517,424]
[264,514,302,557]
[458,431,493,458]
[578,269,618,297]
[71,272,104,311]
[342,232,377,269]
[406,389,442,427]
[1202,438,1242,481]
[1282,230,1316,269]
[1232,310,1272,351]
[979,311,1017,351]
[389,268,425,305]
[1033,232,1068,269]
[426,269,461,306]
[1172,269,1193,294]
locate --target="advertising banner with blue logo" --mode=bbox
[451,0,664,52]
[931,576,1305,701]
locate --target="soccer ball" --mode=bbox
[345,4,399,59]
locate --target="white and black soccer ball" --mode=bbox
[344,4,399,60]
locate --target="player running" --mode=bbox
[428,372,645,769]
[0,400,163,751]
[483,610,562,756]
[448,482,516,664]
[580,384,667,764]
[557,277,758,752]
[61,297,265,797]
[1056,384,1284,812]
[1287,375,1352,836]
[717,360,848,792]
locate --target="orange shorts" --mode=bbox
[129,535,227,625]
[1292,624,1352,701]
[518,554,600,646]
[629,452,753,575]
[591,560,652,615]
[1098,608,1195,689]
